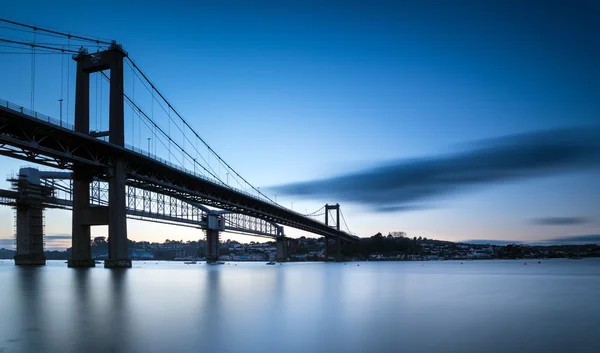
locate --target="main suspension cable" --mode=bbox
[102,71,224,183]
[0,38,79,53]
[0,18,113,45]
[124,56,275,203]
[340,208,352,234]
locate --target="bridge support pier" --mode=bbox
[324,237,343,262]
[105,158,131,269]
[335,237,343,262]
[276,237,288,262]
[68,170,95,268]
[13,169,47,266]
[205,229,220,263]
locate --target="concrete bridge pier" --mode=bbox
[13,168,47,266]
[205,214,224,263]
[104,45,131,269]
[205,229,220,263]
[276,237,288,262]
[105,158,131,268]
[68,168,96,268]
[324,236,343,262]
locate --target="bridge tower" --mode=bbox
[324,203,343,262]
[11,168,52,266]
[275,226,287,262]
[205,214,224,263]
[68,44,131,268]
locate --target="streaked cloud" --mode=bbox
[0,238,14,249]
[544,234,600,245]
[463,239,524,246]
[45,234,71,250]
[530,217,591,226]
[0,234,71,250]
[46,234,71,240]
[272,127,600,211]
[465,234,600,246]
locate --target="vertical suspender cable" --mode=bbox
[66,36,71,126]
[31,29,36,110]
[136,74,140,151]
[131,68,135,147]
[60,49,64,99]
[168,107,171,163]
[151,88,155,155]
[95,74,98,132]
[138,97,141,152]
[60,47,64,125]
[99,71,103,133]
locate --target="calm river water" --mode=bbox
[0,259,599,353]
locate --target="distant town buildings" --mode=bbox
[1,233,599,261]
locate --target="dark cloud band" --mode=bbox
[530,217,591,226]
[272,127,600,211]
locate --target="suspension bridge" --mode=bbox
[0,19,357,267]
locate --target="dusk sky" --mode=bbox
[0,0,598,248]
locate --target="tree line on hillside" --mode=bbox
[342,232,423,259]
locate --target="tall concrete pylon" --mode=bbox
[325,203,343,262]
[69,44,131,268]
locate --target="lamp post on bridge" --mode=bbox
[58,99,63,127]
[226,172,229,185]
[147,137,151,157]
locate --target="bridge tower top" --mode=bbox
[324,203,340,231]
[74,47,126,147]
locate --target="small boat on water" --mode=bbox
[266,261,276,265]
[184,261,197,265]
[95,261,102,264]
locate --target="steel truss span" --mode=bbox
[31,177,281,238]
[0,178,282,239]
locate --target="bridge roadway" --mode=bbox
[0,99,357,243]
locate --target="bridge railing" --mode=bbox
[1,98,75,130]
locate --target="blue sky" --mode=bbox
[0,0,599,247]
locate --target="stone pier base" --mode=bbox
[14,253,46,266]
